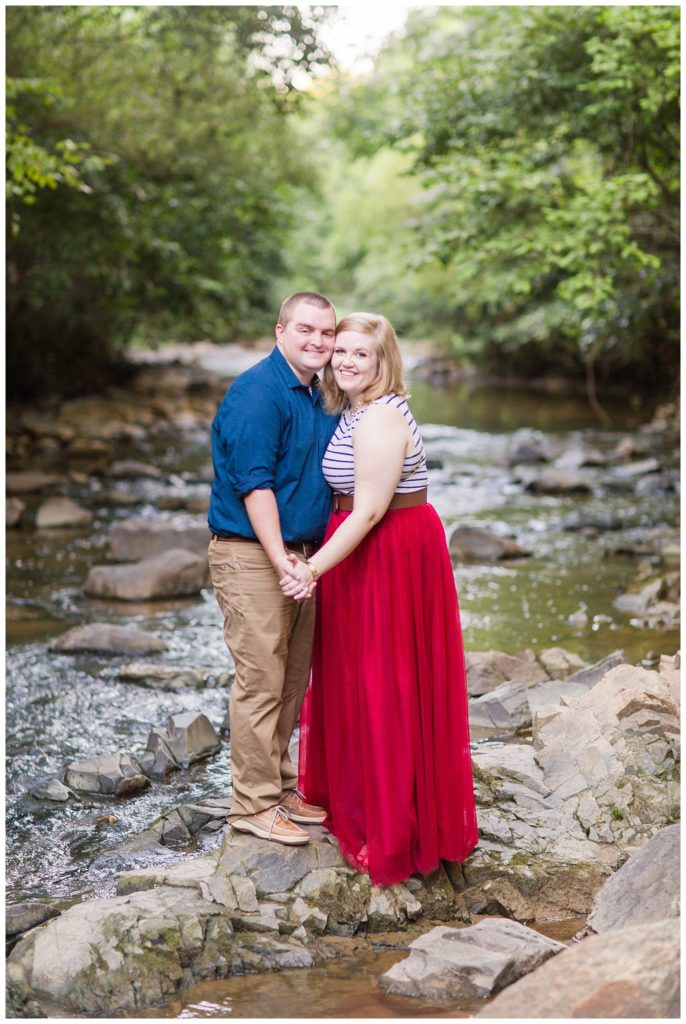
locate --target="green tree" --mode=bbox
[6,5,333,398]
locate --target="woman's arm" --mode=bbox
[280,404,410,596]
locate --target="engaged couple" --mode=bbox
[208,291,478,887]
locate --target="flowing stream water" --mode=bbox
[5,357,679,1017]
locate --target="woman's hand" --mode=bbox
[279,553,316,601]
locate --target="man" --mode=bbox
[208,291,338,845]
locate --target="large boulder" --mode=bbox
[533,662,680,847]
[478,919,679,1018]
[465,651,549,697]
[109,518,210,561]
[587,824,679,934]
[449,526,531,563]
[380,919,564,1000]
[35,497,93,529]
[83,549,209,600]
[49,623,166,656]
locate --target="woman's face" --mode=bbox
[331,330,380,404]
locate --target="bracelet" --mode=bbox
[306,559,320,581]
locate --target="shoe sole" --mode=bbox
[231,818,310,846]
[286,811,327,825]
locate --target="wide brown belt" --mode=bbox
[333,488,428,512]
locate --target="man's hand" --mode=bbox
[280,553,316,601]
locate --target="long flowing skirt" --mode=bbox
[298,503,478,887]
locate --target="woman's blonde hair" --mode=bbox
[322,312,408,414]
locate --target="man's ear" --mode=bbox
[275,322,284,345]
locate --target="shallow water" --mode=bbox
[5,367,678,1015]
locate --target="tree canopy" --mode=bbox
[6,5,679,400]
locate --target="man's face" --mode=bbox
[275,301,336,384]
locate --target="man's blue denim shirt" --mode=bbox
[208,347,339,543]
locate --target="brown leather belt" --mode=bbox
[211,535,318,558]
[333,488,428,512]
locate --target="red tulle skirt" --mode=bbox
[299,503,478,887]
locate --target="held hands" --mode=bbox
[279,553,316,601]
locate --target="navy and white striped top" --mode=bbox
[322,393,429,495]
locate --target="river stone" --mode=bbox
[119,663,206,690]
[478,919,679,1018]
[165,712,221,765]
[6,471,61,494]
[64,753,149,796]
[380,919,565,1000]
[526,677,596,716]
[6,901,60,939]
[613,456,660,478]
[7,497,26,528]
[587,824,680,933]
[560,510,622,532]
[449,526,531,563]
[613,576,665,614]
[536,647,585,678]
[83,548,209,600]
[142,731,179,775]
[66,436,113,458]
[50,623,166,655]
[35,497,93,529]
[564,649,628,687]
[109,518,210,561]
[214,830,321,898]
[107,460,163,479]
[469,681,531,732]
[29,778,71,802]
[520,469,593,494]
[465,651,549,697]
[366,885,422,930]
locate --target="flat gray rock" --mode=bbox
[35,497,93,529]
[109,518,210,561]
[380,918,565,1000]
[83,548,208,600]
[29,778,71,802]
[107,460,163,479]
[6,901,60,938]
[50,623,166,655]
[588,824,680,933]
[479,919,679,1018]
[469,681,531,732]
[465,651,549,697]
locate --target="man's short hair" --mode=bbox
[277,291,335,327]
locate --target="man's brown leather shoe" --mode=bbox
[232,805,309,845]
[280,788,327,824]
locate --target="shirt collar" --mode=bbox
[269,346,323,395]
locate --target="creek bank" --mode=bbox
[7,655,679,1016]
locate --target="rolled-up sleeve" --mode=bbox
[218,383,283,497]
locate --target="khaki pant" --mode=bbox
[208,537,315,821]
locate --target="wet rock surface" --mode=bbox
[379,919,565,999]
[478,919,680,1018]
[109,518,210,561]
[50,623,167,655]
[83,548,209,600]
[449,525,531,562]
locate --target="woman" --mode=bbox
[280,313,478,886]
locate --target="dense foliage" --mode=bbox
[6,5,333,397]
[281,5,679,398]
[6,5,679,400]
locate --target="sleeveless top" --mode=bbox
[322,393,429,495]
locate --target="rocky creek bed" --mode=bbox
[6,342,680,1016]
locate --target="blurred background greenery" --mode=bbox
[6,5,679,401]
